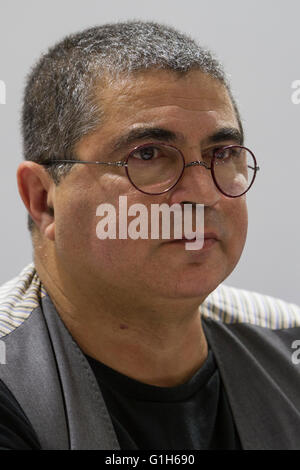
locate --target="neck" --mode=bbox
[34,248,208,387]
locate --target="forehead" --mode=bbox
[99,69,236,120]
[76,70,239,156]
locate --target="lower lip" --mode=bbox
[168,238,218,250]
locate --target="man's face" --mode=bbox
[51,70,248,304]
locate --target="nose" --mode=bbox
[168,157,222,207]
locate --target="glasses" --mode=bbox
[41,143,260,197]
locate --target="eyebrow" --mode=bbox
[205,127,244,146]
[111,125,244,153]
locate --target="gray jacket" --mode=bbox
[0,263,300,450]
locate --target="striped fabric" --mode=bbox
[200,284,300,329]
[0,263,299,338]
[0,264,47,338]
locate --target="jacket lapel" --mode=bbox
[41,294,120,450]
[202,317,300,449]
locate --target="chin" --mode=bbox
[177,255,242,300]
[159,273,227,301]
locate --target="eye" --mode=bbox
[132,146,159,161]
[215,148,230,159]
[212,147,244,170]
[218,147,241,157]
[214,147,240,160]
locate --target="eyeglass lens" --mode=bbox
[212,146,256,197]
[126,143,256,196]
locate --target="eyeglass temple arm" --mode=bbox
[42,159,260,171]
[42,160,128,167]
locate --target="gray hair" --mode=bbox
[22,20,243,233]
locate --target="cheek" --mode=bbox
[227,198,248,258]
[55,174,124,235]
[54,173,152,267]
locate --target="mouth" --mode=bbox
[168,232,219,242]
[166,232,219,250]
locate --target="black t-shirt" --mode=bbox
[0,348,241,449]
[86,348,241,450]
[0,379,41,450]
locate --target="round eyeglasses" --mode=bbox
[41,143,260,198]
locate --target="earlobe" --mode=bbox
[16,161,56,240]
[44,220,55,241]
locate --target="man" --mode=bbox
[0,21,299,450]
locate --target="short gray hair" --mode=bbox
[22,20,243,233]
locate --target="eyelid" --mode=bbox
[124,141,168,159]
[115,141,157,160]
[202,145,223,158]
[202,142,240,155]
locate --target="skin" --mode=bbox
[17,69,248,387]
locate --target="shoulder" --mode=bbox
[0,263,47,338]
[200,283,300,330]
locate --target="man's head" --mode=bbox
[21,21,243,227]
[17,21,248,305]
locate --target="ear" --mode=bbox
[16,161,56,241]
